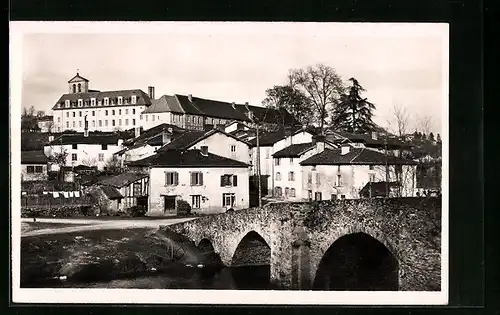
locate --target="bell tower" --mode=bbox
[68,70,90,94]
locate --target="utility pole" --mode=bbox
[256,123,262,207]
[384,132,389,198]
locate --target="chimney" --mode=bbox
[200,145,208,156]
[134,126,141,138]
[84,115,89,137]
[371,131,378,140]
[162,128,171,145]
[314,134,326,153]
[188,94,193,102]
[341,144,350,155]
[148,86,155,100]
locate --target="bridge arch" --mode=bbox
[231,230,271,267]
[310,223,400,291]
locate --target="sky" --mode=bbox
[19,22,448,134]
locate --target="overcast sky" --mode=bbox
[20,22,447,134]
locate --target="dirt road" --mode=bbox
[21,217,197,237]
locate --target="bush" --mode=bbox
[21,205,98,218]
[176,199,191,216]
[127,205,147,217]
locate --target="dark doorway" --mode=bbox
[136,196,148,209]
[164,196,176,214]
[313,232,399,291]
[230,231,271,289]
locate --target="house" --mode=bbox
[21,151,49,181]
[272,135,337,200]
[300,139,418,200]
[325,130,411,156]
[129,148,250,216]
[60,165,97,183]
[51,72,153,132]
[44,131,125,171]
[87,185,124,214]
[37,116,54,132]
[92,172,149,213]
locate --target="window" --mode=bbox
[66,112,69,118]
[72,153,77,161]
[35,166,43,173]
[316,172,321,185]
[220,174,238,187]
[275,158,281,166]
[66,122,69,128]
[57,117,60,123]
[78,99,83,107]
[65,100,70,108]
[164,196,176,212]
[118,96,123,105]
[152,115,155,121]
[337,174,343,186]
[92,110,95,116]
[72,84,76,93]
[72,144,77,149]
[131,95,137,104]
[369,165,374,170]
[276,172,281,181]
[132,109,136,114]
[91,120,95,127]
[290,188,296,197]
[315,192,322,201]
[191,195,201,209]
[99,120,102,127]
[104,97,109,105]
[26,166,35,173]
[72,121,76,128]
[337,165,341,172]
[79,111,82,117]
[105,120,108,126]
[331,194,337,200]
[79,121,82,128]
[119,109,122,115]
[265,148,270,159]
[105,110,108,116]
[165,172,179,186]
[146,116,148,122]
[98,153,104,161]
[125,108,128,115]
[78,83,81,92]
[222,193,236,207]
[285,187,290,196]
[307,172,312,184]
[230,145,236,153]
[73,112,76,117]
[112,120,116,126]
[288,171,295,181]
[133,182,142,196]
[140,115,143,120]
[102,144,108,150]
[125,119,129,126]
[119,119,122,126]
[290,157,294,164]
[112,110,115,115]
[341,195,346,199]
[275,187,282,197]
[132,119,136,125]
[91,98,96,106]
[190,172,204,186]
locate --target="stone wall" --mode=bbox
[165,197,441,291]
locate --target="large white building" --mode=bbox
[51,73,153,132]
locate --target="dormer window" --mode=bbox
[78,99,83,107]
[104,97,109,106]
[65,100,70,108]
[131,95,137,104]
[98,100,102,106]
[91,98,96,106]
[118,96,123,105]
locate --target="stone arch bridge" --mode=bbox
[163,198,441,291]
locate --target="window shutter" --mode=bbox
[174,172,179,185]
[233,175,237,186]
[199,172,204,186]
[190,172,194,186]
[220,175,224,187]
[222,194,225,206]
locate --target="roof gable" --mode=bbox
[272,142,315,158]
[300,147,418,166]
[68,73,89,83]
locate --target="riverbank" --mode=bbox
[21,227,209,287]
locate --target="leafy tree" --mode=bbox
[429,132,435,143]
[288,64,345,134]
[262,85,313,126]
[436,133,442,143]
[330,78,376,133]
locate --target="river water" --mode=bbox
[26,265,275,290]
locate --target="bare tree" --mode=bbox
[415,114,433,135]
[387,103,410,139]
[45,120,55,134]
[288,64,345,134]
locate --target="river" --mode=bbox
[24,265,274,290]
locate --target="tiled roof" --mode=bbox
[48,134,121,145]
[100,185,123,199]
[326,131,409,149]
[37,116,54,122]
[21,151,48,164]
[128,149,249,168]
[52,89,151,110]
[97,172,148,188]
[300,147,418,166]
[248,130,287,147]
[359,181,399,198]
[175,94,250,121]
[273,142,315,158]
[235,104,298,126]
[142,95,184,114]
[157,129,250,153]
